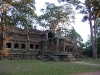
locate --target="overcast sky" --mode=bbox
[35,0,90,42]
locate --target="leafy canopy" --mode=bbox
[0,0,37,28]
[38,2,75,32]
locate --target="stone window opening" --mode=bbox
[36,44,39,49]
[30,44,33,49]
[21,44,25,49]
[6,43,11,48]
[14,43,19,48]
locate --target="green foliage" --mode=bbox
[83,36,92,57]
[64,27,83,45]
[38,2,74,32]
[96,19,100,37]
[77,43,85,50]
[84,18,100,56]
[57,0,81,5]
[96,19,100,55]
[68,27,83,42]
[84,35,100,57]
[97,37,100,55]
[78,0,100,24]
[0,0,37,28]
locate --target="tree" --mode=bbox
[81,0,100,59]
[96,18,100,37]
[83,35,92,57]
[0,0,36,28]
[97,37,100,56]
[64,27,83,45]
[38,2,75,33]
[58,0,100,59]
[96,19,100,56]
[57,0,80,5]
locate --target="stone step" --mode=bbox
[67,54,77,61]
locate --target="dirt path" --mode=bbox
[73,62,100,75]
[73,62,100,66]
[74,71,100,75]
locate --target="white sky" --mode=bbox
[35,0,90,42]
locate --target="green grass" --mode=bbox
[0,59,100,75]
[80,58,100,64]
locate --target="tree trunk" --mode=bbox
[1,1,4,50]
[94,18,97,59]
[1,12,4,50]
[89,14,97,59]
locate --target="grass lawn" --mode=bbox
[0,59,100,75]
[81,58,100,64]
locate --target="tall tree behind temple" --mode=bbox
[96,19,100,56]
[84,21,100,57]
[58,0,100,59]
[37,2,75,33]
[80,0,100,59]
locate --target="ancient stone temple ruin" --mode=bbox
[0,26,77,61]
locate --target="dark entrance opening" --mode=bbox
[14,43,19,48]
[6,43,11,48]
[30,44,33,49]
[48,32,54,38]
[36,44,39,49]
[71,48,73,52]
[21,44,25,49]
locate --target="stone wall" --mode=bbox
[0,26,77,59]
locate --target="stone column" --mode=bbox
[34,43,36,50]
[3,40,6,49]
[74,44,77,53]
[63,39,65,52]
[11,42,14,50]
[19,42,21,50]
[56,38,59,52]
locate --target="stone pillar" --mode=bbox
[42,40,46,52]
[51,40,53,51]
[19,43,21,50]
[25,41,29,53]
[11,42,14,50]
[74,44,77,53]
[63,39,65,52]
[66,47,68,52]
[56,38,59,52]
[34,43,36,50]
[3,40,6,49]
